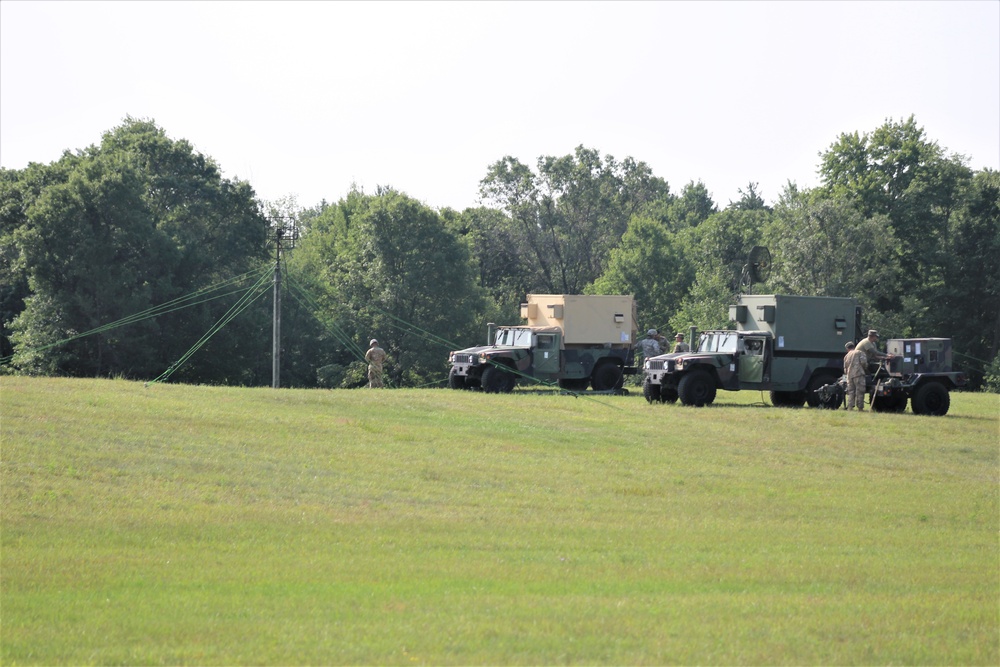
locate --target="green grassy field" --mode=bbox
[2,377,998,665]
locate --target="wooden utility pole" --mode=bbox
[270,220,298,389]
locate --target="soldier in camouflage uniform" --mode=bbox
[672,333,690,353]
[856,329,893,374]
[364,339,388,388]
[638,329,662,365]
[843,341,867,410]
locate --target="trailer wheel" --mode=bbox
[678,370,716,407]
[592,361,624,391]
[871,393,907,413]
[481,364,516,394]
[911,382,950,416]
[642,377,661,403]
[448,368,466,390]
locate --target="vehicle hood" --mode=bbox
[451,344,528,356]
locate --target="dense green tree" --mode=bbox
[9,153,165,375]
[4,118,269,382]
[819,116,972,310]
[0,159,83,360]
[666,180,717,229]
[446,206,527,322]
[479,146,671,295]
[729,182,770,211]
[586,215,695,333]
[294,188,487,387]
[935,169,1000,388]
[668,206,771,333]
[766,188,900,307]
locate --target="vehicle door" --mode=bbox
[532,332,561,377]
[738,336,767,384]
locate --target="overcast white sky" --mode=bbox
[2,1,998,212]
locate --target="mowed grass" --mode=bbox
[1,377,997,666]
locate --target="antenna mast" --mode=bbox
[269,218,299,388]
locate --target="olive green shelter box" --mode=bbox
[729,294,862,354]
[887,338,954,374]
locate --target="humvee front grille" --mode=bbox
[452,353,475,364]
[647,360,665,370]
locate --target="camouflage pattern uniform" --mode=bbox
[856,330,891,374]
[844,347,868,410]
[365,340,387,388]
[638,330,661,364]
[672,334,690,353]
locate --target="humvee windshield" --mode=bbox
[698,331,739,353]
[495,328,533,347]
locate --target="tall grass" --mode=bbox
[2,377,997,665]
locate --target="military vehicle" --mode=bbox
[643,293,861,407]
[815,337,967,415]
[447,294,637,393]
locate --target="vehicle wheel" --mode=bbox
[448,368,466,390]
[911,382,950,416]
[559,378,590,392]
[770,390,806,408]
[807,373,842,409]
[592,361,624,392]
[642,377,661,403]
[481,364,515,394]
[678,370,716,406]
[661,386,679,404]
[871,393,907,413]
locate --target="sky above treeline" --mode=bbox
[2,1,998,212]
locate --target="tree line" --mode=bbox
[2,116,998,390]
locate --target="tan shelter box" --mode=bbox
[520,294,636,345]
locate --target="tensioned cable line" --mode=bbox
[282,273,399,388]
[1,264,274,366]
[282,274,369,362]
[147,265,274,385]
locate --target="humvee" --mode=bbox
[643,294,860,407]
[447,294,637,393]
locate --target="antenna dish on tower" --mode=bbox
[739,246,771,295]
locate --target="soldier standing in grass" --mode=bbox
[365,339,387,388]
[843,341,867,411]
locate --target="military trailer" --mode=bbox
[643,294,862,407]
[447,294,637,393]
[816,337,967,415]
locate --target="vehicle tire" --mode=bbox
[448,368,466,390]
[481,364,515,394]
[678,369,717,407]
[911,382,950,416]
[643,377,661,403]
[770,390,806,408]
[871,393,907,413]
[807,373,842,409]
[558,378,590,392]
[661,386,679,404]
[592,361,624,392]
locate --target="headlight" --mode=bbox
[643,359,650,369]
[675,358,685,370]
